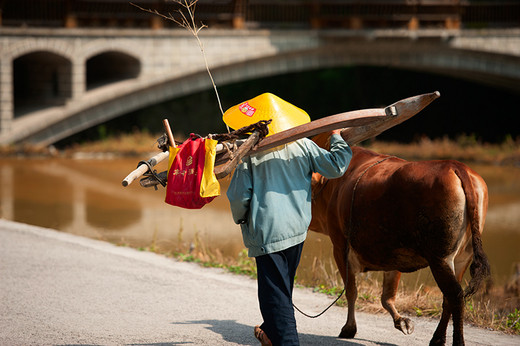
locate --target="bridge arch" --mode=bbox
[21,40,520,146]
[81,40,144,61]
[237,42,520,92]
[81,40,146,67]
[7,39,75,62]
[13,51,73,117]
[86,51,141,90]
[2,30,519,146]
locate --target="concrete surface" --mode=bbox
[1,219,518,345]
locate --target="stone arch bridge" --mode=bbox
[1,27,519,146]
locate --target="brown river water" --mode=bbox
[1,156,519,288]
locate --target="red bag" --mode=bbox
[165,134,220,209]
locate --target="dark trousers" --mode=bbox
[256,242,304,346]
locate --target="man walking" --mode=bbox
[225,93,352,345]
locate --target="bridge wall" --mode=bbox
[0,27,318,141]
[1,27,519,145]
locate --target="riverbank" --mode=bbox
[165,233,520,336]
[2,131,520,166]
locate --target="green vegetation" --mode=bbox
[132,230,519,336]
[505,309,520,333]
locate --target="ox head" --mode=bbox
[309,131,335,235]
[310,171,330,235]
[310,131,333,196]
[310,130,334,191]
[311,131,333,150]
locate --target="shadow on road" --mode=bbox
[172,319,399,346]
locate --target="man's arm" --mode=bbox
[307,130,352,179]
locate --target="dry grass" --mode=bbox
[132,0,227,125]
[63,132,520,166]
[145,229,520,335]
[4,131,520,166]
[363,134,520,166]
[64,130,164,155]
[0,130,167,157]
[350,275,520,334]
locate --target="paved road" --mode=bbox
[1,219,518,346]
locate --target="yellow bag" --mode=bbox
[200,138,220,198]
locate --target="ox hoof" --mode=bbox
[395,317,415,335]
[338,325,357,339]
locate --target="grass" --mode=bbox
[0,129,165,157]
[131,227,520,336]
[362,134,520,166]
[74,132,520,165]
[3,131,520,166]
[65,130,164,156]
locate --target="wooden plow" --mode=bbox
[122,91,440,188]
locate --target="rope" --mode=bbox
[296,155,394,319]
[294,287,345,318]
[156,133,170,152]
[210,119,272,142]
[138,160,166,188]
[295,174,344,319]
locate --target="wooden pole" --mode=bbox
[163,118,176,148]
[340,91,440,145]
[124,92,441,185]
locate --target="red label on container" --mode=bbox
[239,102,256,117]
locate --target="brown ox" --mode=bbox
[309,135,490,346]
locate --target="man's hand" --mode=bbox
[332,129,342,136]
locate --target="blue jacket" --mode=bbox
[226,134,352,257]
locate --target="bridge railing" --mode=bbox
[0,0,519,30]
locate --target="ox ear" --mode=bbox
[311,132,332,150]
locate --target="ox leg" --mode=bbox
[382,271,414,335]
[331,243,358,339]
[430,296,452,346]
[429,262,465,346]
[339,265,358,339]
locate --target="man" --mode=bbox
[225,93,352,346]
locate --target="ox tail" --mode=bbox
[454,166,491,298]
